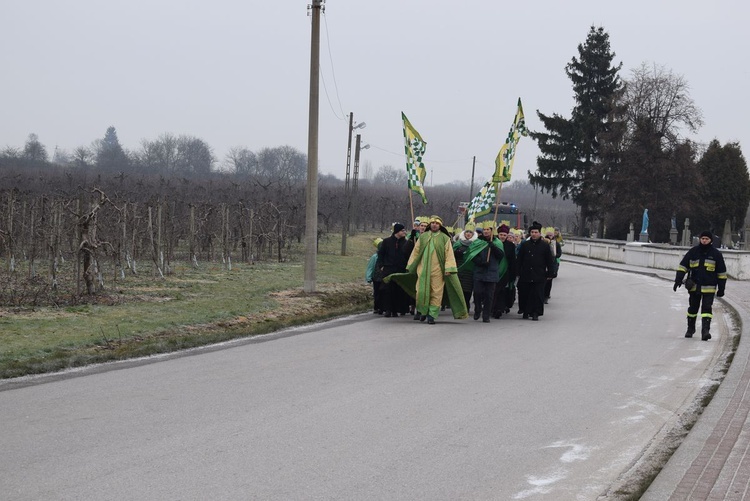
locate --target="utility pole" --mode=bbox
[304,0,323,293]
[341,112,353,255]
[350,133,362,236]
[340,113,365,254]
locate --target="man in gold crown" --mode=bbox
[388,215,468,324]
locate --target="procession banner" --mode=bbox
[492,98,529,184]
[402,112,428,204]
[466,180,496,222]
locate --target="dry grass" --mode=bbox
[0,231,382,378]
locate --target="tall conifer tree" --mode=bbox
[96,126,130,172]
[530,26,624,234]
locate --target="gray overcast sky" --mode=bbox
[1,1,746,187]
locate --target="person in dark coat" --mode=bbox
[674,230,728,340]
[471,224,504,323]
[452,223,477,313]
[543,227,561,304]
[517,221,556,321]
[491,224,517,318]
[515,231,528,315]
[377,223,411,317]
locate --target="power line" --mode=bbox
[322,14,346,119]
[319,67,344,121]
[309,2,341,120]
[369,143,403,157]
[370,143,476,165]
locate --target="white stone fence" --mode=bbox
[564,238,750,280]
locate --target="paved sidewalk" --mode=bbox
[565,255,750,500]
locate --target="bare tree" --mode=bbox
[71,146,94,168]
[75,188,110,295]
[175,136,214,175]
[225,147,257,175]
[373,165,407,186]
[624,62,704,149]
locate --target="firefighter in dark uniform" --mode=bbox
[673,230,727,340]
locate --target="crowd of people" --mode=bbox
[365,215,731,340]
[366,215,562,324]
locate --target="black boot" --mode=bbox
[685,317,696,338]
[701,317,712,341]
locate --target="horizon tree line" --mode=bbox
[530,26,750,242]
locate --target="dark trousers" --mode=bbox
[491,277,510,317]
[505,283,516,311]
[473,279,496,321]
[517,281,527,313]
[520,281,546,316]
[372,281,382,312]
[544,278,553,299]
[688,291,715,319]
[381,280,409,315]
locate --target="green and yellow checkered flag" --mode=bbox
[493,98,529,184]
[402,112,428,204]
[466,181,497,222]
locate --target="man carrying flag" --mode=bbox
[468,224,504,323]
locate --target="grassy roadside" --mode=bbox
[0,232,381,379]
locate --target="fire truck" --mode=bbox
[457,201,522,229]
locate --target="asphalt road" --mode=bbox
[0,263,724,500]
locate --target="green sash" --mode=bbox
[457,238,507,279]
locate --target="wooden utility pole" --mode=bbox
[304,0,323,293]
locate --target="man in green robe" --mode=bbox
[387,215,468,324]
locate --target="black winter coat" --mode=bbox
[377,234,409,275]
[676,243,727,292]
[472,237,504,283]
[501,239,517,283]
[517,237,555,283]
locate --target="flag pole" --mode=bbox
[408,188,415,228]
[487,181,503,262]
[492,182,503,226]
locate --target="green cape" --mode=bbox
[385,231,468,319]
